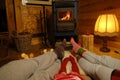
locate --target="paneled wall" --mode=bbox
[6,0,120,46]
[6,0,52,34]
[78,0,120,42]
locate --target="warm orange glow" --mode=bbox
[21,53,34,59]
[60,11,71,20]
[43,49,47,53]
[20,48,54,59]
[94,14,119,37]
[21,53,29,59]
[29,53,34,58]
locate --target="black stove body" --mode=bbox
[52,0,78,42]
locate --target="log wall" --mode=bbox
[78,0,120,43]
[6,0,120,47]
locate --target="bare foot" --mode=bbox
[70,37,81,53]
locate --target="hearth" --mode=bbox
[52,0,78,42]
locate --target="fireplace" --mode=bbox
[56,8,75,32]
[52,0,78,42]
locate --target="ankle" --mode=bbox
[78,48,86,56]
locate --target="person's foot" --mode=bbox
[54,40,66,60]
[70,37,86,58]
[70,37,81,53]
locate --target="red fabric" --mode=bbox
[55,56,84,80]
[54,72,83,80]
[59,57,70,73]
[112,70,120,80]
[59,56,80,74]
[112,76,120,80]
[69,56,80,74]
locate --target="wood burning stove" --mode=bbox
[52,0,78,42]
[56,8,75,32]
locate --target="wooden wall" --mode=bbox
[6,0,16,36]
[6,0,52,34]
[78,0,120,42]
[6,0,120,47]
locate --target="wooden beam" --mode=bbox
[14,0,22,32]
[5,0,16,37]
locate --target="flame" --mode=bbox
[60,11,71,20]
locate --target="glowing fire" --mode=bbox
[60,11,71,21]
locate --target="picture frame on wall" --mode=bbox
[24,0,52,5]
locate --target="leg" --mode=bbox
[0,41,65,80]
[28,59,61,80]
[0,52,58,80]
[59,57,70,73]
[71,37,120,70]
[54,58,69,80]
[33,52,58,70]
[33,39,66,70]
[82,51,120,70]
[69,56,80,74]
[0,59,38,80]
[60,56,80,74]
[78,58,114,80]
